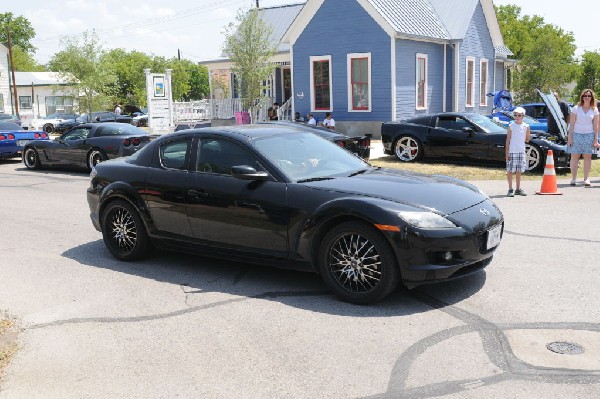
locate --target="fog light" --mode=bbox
[441,251,453,261]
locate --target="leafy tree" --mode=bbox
[495,5,577,102]
[0,13,36,53]
[574,51,600,97]
[48,30,117,115]
[102,48,152,107]
[183,60,209,101]
[12,47,47,71]
[223,7,277,122]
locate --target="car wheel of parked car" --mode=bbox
[101,199,151,261]
[43,124,54,134]
[88,149,107,170]
[525,144,543,171]
[23,147,41,169]
[394,136,422,162]
[318,221,398,304]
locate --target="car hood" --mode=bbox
[537,89,568,141]
[303,168,488,215]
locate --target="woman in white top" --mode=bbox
[568,89,599,187]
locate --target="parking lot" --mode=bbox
[0,158,599,398]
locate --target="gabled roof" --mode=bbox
[14,72,78,87]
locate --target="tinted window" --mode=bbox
[436,116,471,130]
[196,138,262,175]
[405,115,433,126]
[95,124,147,136]
[160,140,191,170]
[63,127,91,140]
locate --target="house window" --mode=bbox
[46,96,74,114]
[480,59,488,106]
[19,96,32,109]
[310,55,332,111]
[416,53,428,110]
[347,53,371,111]
[466,57,475,107]
[0,94,4,113]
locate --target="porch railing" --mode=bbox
[173,98,292,124]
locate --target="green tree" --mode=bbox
[0,13,36,53]
[12,47,46,71]
[495,5,577,102]
[48,30,117,115]
[182,60,209,101]
[223,7,277,122]
[574,51,600,97]
[102,48,152,107]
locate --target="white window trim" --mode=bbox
[309,55,333,112]
[415,53,428,110]
[479,58,488,106]
[347,52,372,112]
[466,57,475,108]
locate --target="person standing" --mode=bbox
[505,107,531,197]
[321,112,335,129]
[307,113,316,125]
[114,103,122,115]
[268,102,279,120]
[546,92,569,136]
[567,89,599,187]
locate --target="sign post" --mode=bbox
[144,69,174,134]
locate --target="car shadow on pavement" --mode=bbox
[13,166,91,177]
[61,240,487,318]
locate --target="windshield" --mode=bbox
[467,114,506,134]
[252,132,369,181]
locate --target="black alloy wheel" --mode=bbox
[319,221,398,304]
[43,124,54,134]
[394,135,422,162]
[101,200,151,261]
[23,147,41,169]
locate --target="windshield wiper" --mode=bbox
[297,177,334,183]
[348,168,369,177]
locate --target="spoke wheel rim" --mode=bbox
[525,145,540,171]
[395,137,418,161]
[90,152,103,167]
[328,232,382,294]
[108,207,137,253]
[24,149,36,167]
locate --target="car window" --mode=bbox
[436,116,471,131]
[196,138,263,175]
[63,128,91,141]
[95,124,147,136]
[160,139,191,170]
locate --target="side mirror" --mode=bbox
[95,116,101,122]
[462,127,475,135]
[231,165,271,181]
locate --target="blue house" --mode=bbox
[282,0,514,136]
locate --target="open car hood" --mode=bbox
[537,89,568,141]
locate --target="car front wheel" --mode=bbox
[394,136,422,162]
[23,147,41,169]
[101,199,151,261]
[88,149,107,170]
[525,144,543,171]
[43,124,54,134]
[318,221,398,304]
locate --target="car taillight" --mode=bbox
[41,133,48,139]
[132,138,140,146]
[123,139,131,146]
[8,134,15,140]
[337,140,346,148]
[0,135,5,141]
[358,138,371,148]
[34,133,40,138]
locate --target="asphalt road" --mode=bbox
[0,157,599,399]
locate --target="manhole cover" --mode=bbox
[546,341,584,355]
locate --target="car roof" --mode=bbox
[158,124,316,142]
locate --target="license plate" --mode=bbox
[486,224,502,250]
[17,140,31,146]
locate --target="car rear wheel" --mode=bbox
[23,147,41,169]
[525,144,543,171]
[101,199,151,261]
[88,149,107,170]
[318,221,398,304]
[394,136,422,162]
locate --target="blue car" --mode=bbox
[0,122,49,160]
[488,110,548,132]
[520,103,548,124]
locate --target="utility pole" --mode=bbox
[6,26,19,117]
[256,0,259,8]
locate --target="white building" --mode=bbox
[0,43,11,114]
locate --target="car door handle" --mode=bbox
[188,189,209,198]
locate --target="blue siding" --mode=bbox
[274,68,282,104]
[458,3,495,114]
[395,40,445,120]
[446,45,454,111]
[494,61,505,92]
[292,0,391,122]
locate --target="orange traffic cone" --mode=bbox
[536,150,562,195]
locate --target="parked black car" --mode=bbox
[87,125,503,304]
[23,123,154,171]
[260,121,371,160]
[382,112,569,171]
[77,112,133,124]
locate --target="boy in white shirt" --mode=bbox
[505,107,531,196]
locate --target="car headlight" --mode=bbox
[397,211,457,229]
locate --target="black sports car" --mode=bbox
[260,121,371,160]
[23,123,154,171]
[87,125,503,304]
[382,112,569,171]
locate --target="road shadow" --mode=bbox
[62,240,487,318]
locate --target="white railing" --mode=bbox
[173,98,292,124]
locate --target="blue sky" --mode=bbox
[5,0,596,64]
